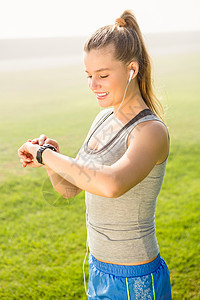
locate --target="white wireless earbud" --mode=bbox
[115,69,135,117]
[128,69,134,83]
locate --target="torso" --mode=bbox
[88,111,169,164]
[84,108,169,265]
[94,254,159,266]
[88,115,123,151]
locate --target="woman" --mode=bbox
[18,10,172,300]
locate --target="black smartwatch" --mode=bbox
[36,144,57,165]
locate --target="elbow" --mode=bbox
[104,187,123,199]
[108,188,124,199]
[103,174,133,198]
[103,174,122,198]
[59,187,82,199]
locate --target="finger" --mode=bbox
[18,142,29,153]
[39,134,47,146]
[32,138,39,144]
[20,158,27,167]
[45,138,51,144]
[18,152,30,161]
[18,149,31,160]
[18,145,26,158]
[45,139,59,151]
[18,143,32,159]
[20,158,29,164]
[45,138,57,146]
[23,156,33,162]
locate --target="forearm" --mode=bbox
[44,166,82,199]
[42,150,117,198]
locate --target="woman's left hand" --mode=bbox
[18,142,41,168]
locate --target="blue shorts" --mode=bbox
[87,253,171,299]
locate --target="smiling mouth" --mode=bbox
[95,92,109,99]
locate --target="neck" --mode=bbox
[113,80,148,121]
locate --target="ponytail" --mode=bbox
[84,10,164,121]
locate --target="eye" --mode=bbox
[86,74,109,79]
[100,75,109,79]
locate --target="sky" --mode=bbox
[0,0,199,39]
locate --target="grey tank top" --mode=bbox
[79,108,169,264]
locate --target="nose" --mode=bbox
[89,76,101,91]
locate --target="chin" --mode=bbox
[97,100,111,108]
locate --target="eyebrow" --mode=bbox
[85,68,111,73]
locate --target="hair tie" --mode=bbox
[115,17,126,27]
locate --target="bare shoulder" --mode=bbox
[143,119,168,137]
[128,119,169,164]
[132,119,168,141]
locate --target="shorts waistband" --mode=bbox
[89,253,161,278]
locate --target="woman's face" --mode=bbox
[84,45,130,109]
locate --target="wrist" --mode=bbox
[42,149,52,165]
[36,144,57,165]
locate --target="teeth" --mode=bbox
[96,92,109,97]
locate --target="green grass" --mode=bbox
[0,51,200,299]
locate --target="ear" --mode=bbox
[128,61,139,79]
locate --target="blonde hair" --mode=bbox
[84,10,164,121]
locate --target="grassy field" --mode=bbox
[0,49,200,299]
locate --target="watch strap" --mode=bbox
[36,144,57,165]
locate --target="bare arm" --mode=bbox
[19,120,169,198]
[20,135,83,199]
[44,165,82,199]
[41,136,83,198]
[41,112,102,198]
[19,110,99,199]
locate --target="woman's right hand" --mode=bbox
[20,134,60,168]
[29,134,60,153]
